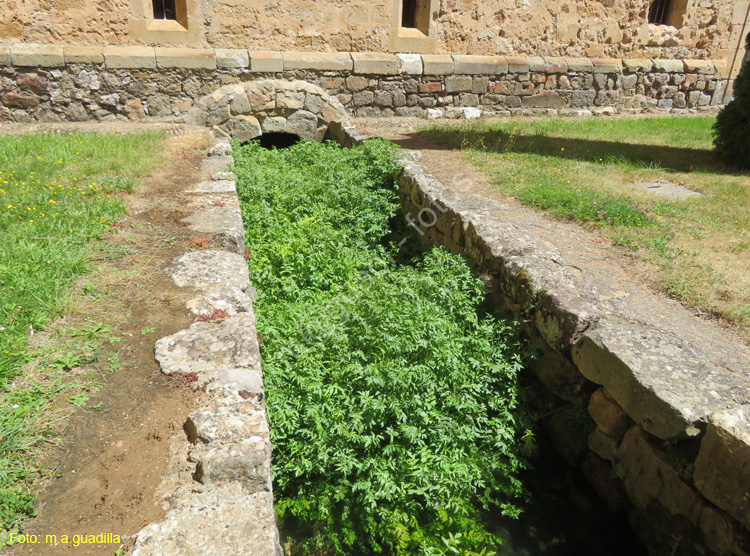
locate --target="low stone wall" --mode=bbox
[130,141,282,556]
[0,43,730,125]
[327,120,750,556]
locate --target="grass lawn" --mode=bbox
[0,131,164,536]
[425,117,750,338]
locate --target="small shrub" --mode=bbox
[714,32,750,168]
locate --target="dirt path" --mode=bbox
[5,126,212,555]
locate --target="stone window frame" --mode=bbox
[389,0,438,53]
[128,0,202,45]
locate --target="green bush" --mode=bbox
[714,32,750,168]
[233,139,529,556]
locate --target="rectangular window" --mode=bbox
[153,0,177,20]
[402,0,417,28]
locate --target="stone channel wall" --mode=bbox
[327,121,750,556]
[130,142,282,556]
[0,44,732,125]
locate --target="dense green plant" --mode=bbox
[233,139,528,555]
[714,32,750,168]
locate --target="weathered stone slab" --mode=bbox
[351,52,398,75]
[397,53,422,75]
[622,58,653,72]
[572,319,750,439]
[527,56,546,72]
[565,57,594,72]
[63,45,104,65]
[453,55,508,75]
[215,48,249,68]
[592,58,623,73]
[682,59,715,74]
[506,56,530,73]
[187,179,236,194]
[131,485,282,556]
[0,46,10,66]
[194,440,270,492]
[11,44,64,67]
[186,396,268,445]
[155,313,259,385]
[201,155,233,175]
[652,59,684,73]
[250,51,283,72]
[543,57,568,73]
[103,46,156,69]
[694,405,750,530]
[207,141,232,156]
[170,250,249,291]
[282,52,352,71]
[627,179,701,200]
[182,206,246,255]
[187,286,254,318]
[156,48,216,69]
[422,54,454,75]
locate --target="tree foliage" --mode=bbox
[714,32,750,168]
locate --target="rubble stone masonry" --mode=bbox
[0,44,731,124]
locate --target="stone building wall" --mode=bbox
[0,45,728,125]
[1,0,748,73]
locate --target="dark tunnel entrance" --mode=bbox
[251,132,303,150]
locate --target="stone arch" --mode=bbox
[188,80,349,143]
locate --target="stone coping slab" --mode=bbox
[0,43,725,79]
[131,486,281,556]
[170,250,249,290]
[133,140,282,556]
[63,45,104,65]
[155,47,217,69]
[10,43,64,67]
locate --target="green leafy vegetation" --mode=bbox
[425,117,750,337]
[714,33,750,168]
[0,131,164,536]
[233,139,529,556]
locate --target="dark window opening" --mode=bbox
[251,132,303,150]
[648,0,673,25]
[402,0,417,28]
[153,0,177,20]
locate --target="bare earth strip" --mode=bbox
[4,124,212,556]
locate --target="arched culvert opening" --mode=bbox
[252,132,302,150]
[188,79,350,144]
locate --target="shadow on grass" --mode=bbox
[412,127,745,175]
